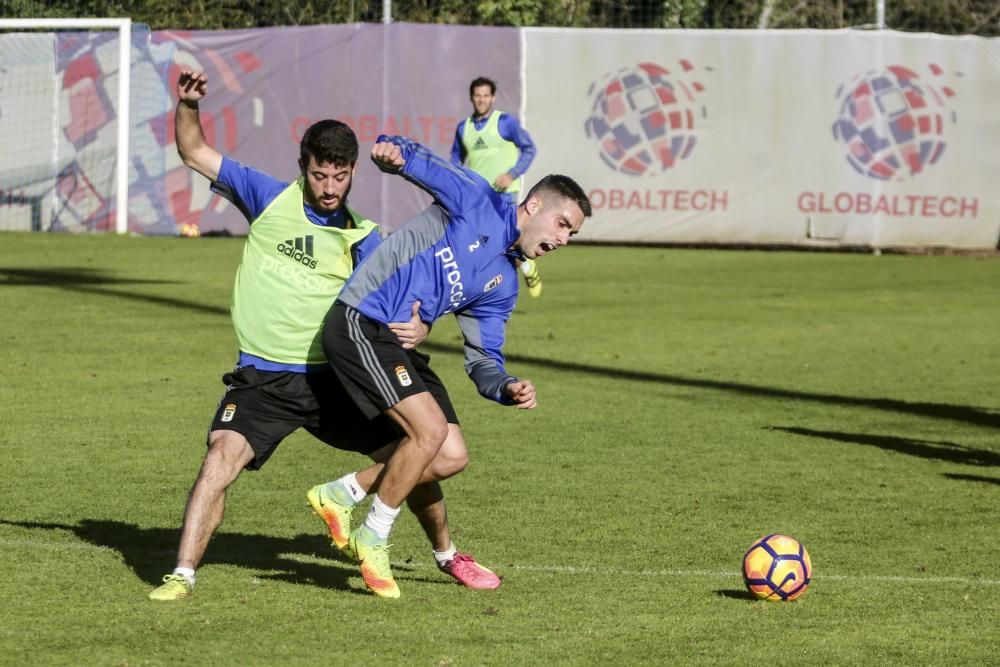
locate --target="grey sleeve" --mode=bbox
[454,310,518,405]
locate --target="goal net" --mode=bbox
[0,18,173,234]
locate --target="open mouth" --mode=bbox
[539,242,556,253]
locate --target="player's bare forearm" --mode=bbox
[175,71,221,181]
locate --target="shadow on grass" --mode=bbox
[0,267,176,286]
[423,341,1000,433]
[0,266,228,317]
[769,426,1000,467]
[0,518,416,595]
[7,265,999,434]
[941,473,1000,486]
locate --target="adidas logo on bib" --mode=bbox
[276,235,318,269]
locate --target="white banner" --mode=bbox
[524,29,1000,249]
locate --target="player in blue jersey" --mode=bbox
[450,76,543,297]
[320,134,591,598]
[149,71,499,601]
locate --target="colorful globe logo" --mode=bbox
[832,64,957,181]
[584,61,707,177]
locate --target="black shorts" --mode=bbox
[323,302,458,421]
[209,366,406,470]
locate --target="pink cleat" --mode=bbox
[439,553,502,590]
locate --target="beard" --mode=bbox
[308,181,351,214]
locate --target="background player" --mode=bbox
[450,76,542,297]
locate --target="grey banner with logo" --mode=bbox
[526,29,1000,249]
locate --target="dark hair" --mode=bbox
[300,119,358,170]
[469,76,497,97]
[525,175,592,218]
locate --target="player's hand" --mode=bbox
[493,172,514,191]
[505,379,537,410]
[177,70,208,105]
[388,301,428,349]
[371,141,405,172]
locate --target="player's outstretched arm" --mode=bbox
[175,70,223,182]
[373,134,486,215]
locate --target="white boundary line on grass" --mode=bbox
[502,562,1000,586]
[4,537,999,587]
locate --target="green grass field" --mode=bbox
[1,232,998,666]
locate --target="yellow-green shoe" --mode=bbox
[148,574,193,600]
[349,526,400,599]
[307,483,356,558]
[521,259,542,298]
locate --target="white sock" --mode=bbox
[432,542,458,566]
[338,472,367,503]
[363,494,400,540]
[173,567,196,586]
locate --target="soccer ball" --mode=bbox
[179,222,201,238]
[742,534,812,601]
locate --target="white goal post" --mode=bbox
[0,17,131,234]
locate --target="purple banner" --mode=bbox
[156,23,521,234]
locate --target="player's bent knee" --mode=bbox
[434,450,468,479]
[414,420,450,454]
[421,424,468,480]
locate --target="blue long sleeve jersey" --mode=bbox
[337,135,524,405]
[449,112,537,178]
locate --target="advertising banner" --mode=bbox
[142,23,522,235]
[0,23,522,235]
[524,29,1000,248]
[4,24,999,248]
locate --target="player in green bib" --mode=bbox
[149,70,500,601]
[451,76,543,297]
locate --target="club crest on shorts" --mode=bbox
[221,403,237,422]
[394,365,412,387]
[484,274,503,292]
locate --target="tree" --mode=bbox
[1,0,996,34]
